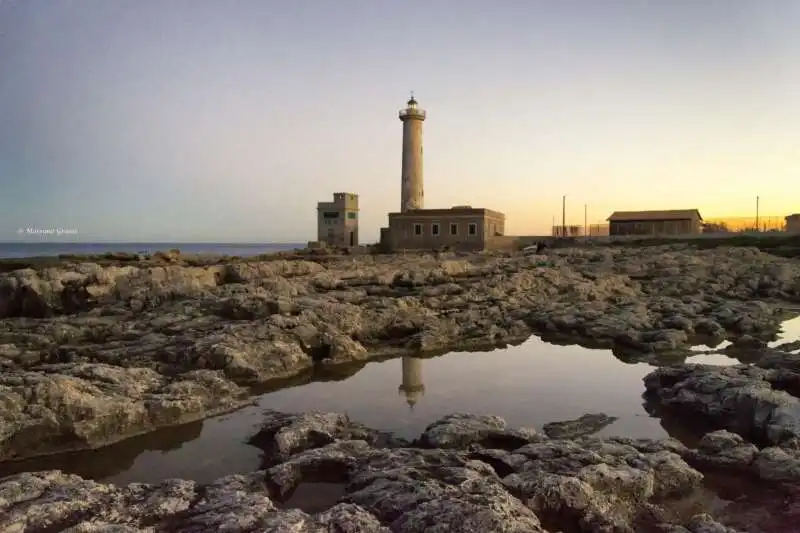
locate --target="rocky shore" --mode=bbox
[1,245,799,462]
[1,243,800,530]
[3,409,799,532]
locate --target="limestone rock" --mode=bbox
[249,410,404,465]
[542,413,618,439]
[643,363,800,447]
[1,245,799,461]
[417,413,540,450]
[0,365,249,461]
[4,410,799,532]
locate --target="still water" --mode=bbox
[3,317,799,486]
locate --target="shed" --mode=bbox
[607,209,703,236]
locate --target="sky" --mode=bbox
[0,0,798,243]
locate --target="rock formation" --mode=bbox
[1,245,799,530]
[1,246,797,462]
[4,411,787,533]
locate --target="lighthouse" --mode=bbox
[379,93,506,253]
[398,93,426,212]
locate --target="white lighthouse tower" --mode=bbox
[398,93,426,212]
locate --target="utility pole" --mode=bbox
[756,195,760,232]
[552,215,555,236]
[584,204,588,237]
[562,195,566,238]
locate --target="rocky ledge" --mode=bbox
[7,410,799,533]
[643,352,800,483]
[1,245,799,462]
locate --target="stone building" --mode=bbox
[316,192,359,247]
[383,207,506,251]
[787,214,800,234]
[380,95,507,252]
[607,209,703,236]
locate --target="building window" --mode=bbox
[450,223,458,236]
[414,223,422,236]
[323,212,339,219]
[347,212,357,220]
[431,223,440,236]
[468,223,477,236]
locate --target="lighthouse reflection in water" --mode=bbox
[398,356,425,410]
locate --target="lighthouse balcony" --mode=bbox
[399,108,426,120]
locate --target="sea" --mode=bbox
[0,242,304,259]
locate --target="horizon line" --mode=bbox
[0,241,309,245]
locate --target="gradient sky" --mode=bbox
[1,0,798,242]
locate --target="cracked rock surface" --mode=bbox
[641,351,800,511]
[643,353,800,450]
[0,411,760,533]
[1,246,798,461]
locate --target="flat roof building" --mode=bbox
[317,192,359,247]
[607,209,703,236]
[383,206,505,252]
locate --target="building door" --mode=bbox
[327,228,334,244]
[349,231,355,247]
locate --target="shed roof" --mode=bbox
[607,209,703,222]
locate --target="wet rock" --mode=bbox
[503,436,704,532]
[643,364,800,447]
[249,410,402,465]
[261,430,700,533]
[0,469,390,533]
[752,446,800,481]
[417,413,540,450]
[643,361,800,484]
[623,428,800,485]
[0,365,249,461]
[4,410,795,533]
[542,412,618,439]
[685,430,758,470]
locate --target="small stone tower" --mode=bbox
[398,356,425,410]
[399,93,426,212]
[316,193,359,247]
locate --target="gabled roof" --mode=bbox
[607,209,703,222]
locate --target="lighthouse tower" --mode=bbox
[399,94,426,212]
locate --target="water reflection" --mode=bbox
[0,419,204,483]
[684,352,741,366]
[398,356,425,409]
[1,317,798,486]
[770,315,800,351]
[689,339,732,353]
